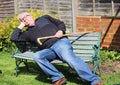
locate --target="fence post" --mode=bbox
[72,0,78,32]
[93,0,96,16]
[111,0,115,16]
[14,0,18,15]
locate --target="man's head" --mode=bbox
[17,12,35,26]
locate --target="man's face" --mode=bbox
[21,15,35,26]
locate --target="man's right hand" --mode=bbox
[18,22,26,30]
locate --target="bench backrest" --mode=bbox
[69,32,102,62]
[14,42,39,53]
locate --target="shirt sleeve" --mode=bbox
[44,15,66,34]
[10,28,28,42]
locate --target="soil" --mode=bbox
[98,61,120,74]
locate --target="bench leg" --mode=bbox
[93,60,101,76]
[14,58,29,77]
[23,60,29,71]
[14,59,22,77]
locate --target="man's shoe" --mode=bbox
[94,82,102,85]
[51,77,67,85]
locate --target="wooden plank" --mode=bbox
[14,52,34,60]
[0,1,13,4]
[69,37,99,41]
[73,49,94,54]
[72,41,98,45]
[72,45,93,49]
[75,54,93,57]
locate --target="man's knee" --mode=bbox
[33,52,41,61]
[33,52,46,61]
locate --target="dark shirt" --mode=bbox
[10,15,66,50]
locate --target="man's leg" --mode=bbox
[51,38,101,85]
[33,49,64,82]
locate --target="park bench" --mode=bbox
[12,32,102,77]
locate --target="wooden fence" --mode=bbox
[0,0,119,32]
[16,0,73,32]
[0,0,14,20]
[77,0,120,16]
[0,0,73,33]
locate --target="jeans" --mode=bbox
[34,37,100,85]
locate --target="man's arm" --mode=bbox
[10,22,27,42]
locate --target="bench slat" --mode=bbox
[14,52,34,60]
[73,49,94,54]
[75,53,93,57]
[72,45,93,49]
[78,57,92,62]
[69,37,99,41]
[72,41,98,45]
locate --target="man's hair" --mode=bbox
[17,12,31,21]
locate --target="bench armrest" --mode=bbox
[92,44,100,61]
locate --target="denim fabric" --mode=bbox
[34,37,100,85]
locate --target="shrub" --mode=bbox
[100,50,120,63]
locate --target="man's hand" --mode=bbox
[55,30,63,38]
[18,22,26,30]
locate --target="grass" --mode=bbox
[0,52,120,85]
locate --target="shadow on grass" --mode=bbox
[0,70,2,74]
[52,63,90,85]
[18,62,90,85]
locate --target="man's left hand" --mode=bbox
[55,30,63,38]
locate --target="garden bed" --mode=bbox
[100,61,120,74]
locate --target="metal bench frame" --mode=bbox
[12,32,102,77]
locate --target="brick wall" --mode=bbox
[76,16,120,50]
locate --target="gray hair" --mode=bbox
[17,12,31,21]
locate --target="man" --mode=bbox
[10,12,102,85]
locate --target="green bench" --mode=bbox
[12,32,102,77]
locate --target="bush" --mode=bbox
[100,49,120,63]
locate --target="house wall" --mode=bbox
[76,16,120,50]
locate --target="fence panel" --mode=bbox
[0,0,14,20]
[0,0,73,32]
[77,0,120,16]
[15,0,73,32]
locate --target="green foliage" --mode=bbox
[0,10,58,52]
[100,50,120,63]
[1,52,120,85]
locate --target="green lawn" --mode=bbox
[0,52,120,85]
